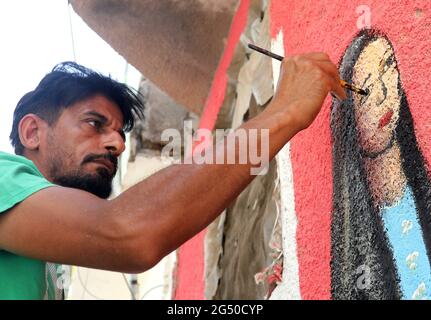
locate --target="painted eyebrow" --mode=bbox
[383,54,396,71]
[83,111,126,141]
[378,48,395,71]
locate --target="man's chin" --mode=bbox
[52,173,113,199]
[86,162,116,178]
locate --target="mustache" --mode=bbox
[82,153,118,172]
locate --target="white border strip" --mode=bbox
[270,30,301,300]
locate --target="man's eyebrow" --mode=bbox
[83,111,126,141]
[83,111,108,124]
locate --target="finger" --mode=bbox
[315,60,340,81]
[300,52,331,61]
[331,80,347,100]
[329,77,347,100]
[285,53,331,65]
[315,61,347,100]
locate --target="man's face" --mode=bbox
[42,95,126,198]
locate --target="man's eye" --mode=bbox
[88,120,102,128]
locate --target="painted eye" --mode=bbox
[383,55,395,74]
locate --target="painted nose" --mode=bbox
[375,79,388,107]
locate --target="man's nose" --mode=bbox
[103,130,126,156]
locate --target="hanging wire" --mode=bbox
[141,284,164,300]
[121,273,138,300]
[67,0,77,61]
[77,267,106,300]
[75,268,139,300]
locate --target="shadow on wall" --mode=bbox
[330,29,431,300]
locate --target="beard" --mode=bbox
[51,166,114,199]
[47,149,117,199]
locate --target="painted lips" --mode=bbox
[378,110,394,129]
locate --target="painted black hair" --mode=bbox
[10,61,145,155]
[330,29,431,299]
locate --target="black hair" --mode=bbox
[330,29,431,299]
[10,61,145,155]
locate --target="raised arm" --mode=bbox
[0,53,345,273]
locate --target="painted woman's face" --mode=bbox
[352,38,401,156]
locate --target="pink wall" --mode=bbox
[175,0,431,300]
[270,0,431,299]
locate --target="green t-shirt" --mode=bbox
[0,151,63,300]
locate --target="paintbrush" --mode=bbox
[248,43,369,96]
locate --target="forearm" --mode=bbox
[109,104,299,268]
[0,53,342,274]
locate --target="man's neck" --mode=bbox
[23,151,52,182]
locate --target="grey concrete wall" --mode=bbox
[70,0,240,114]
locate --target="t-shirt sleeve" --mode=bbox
[0,156,56,214]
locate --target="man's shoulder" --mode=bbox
[0,151,56,214]
[0,151,46,177]
[0,151,33,168]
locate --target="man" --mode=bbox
[0,55,346,299]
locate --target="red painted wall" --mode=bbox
[174,0,250,300]
[270,0,431,299]
[175,0,431,300]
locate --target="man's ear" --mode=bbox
[18,114,47,151]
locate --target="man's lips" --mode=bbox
[92,160,115,174]
[378,110,394,129]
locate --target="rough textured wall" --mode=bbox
[130,77,198,157]
[205,0,282,300]
[214,161,279,299]
[270,0,431,299]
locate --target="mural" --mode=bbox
[174,0,431,299]
[330,29,431,299]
